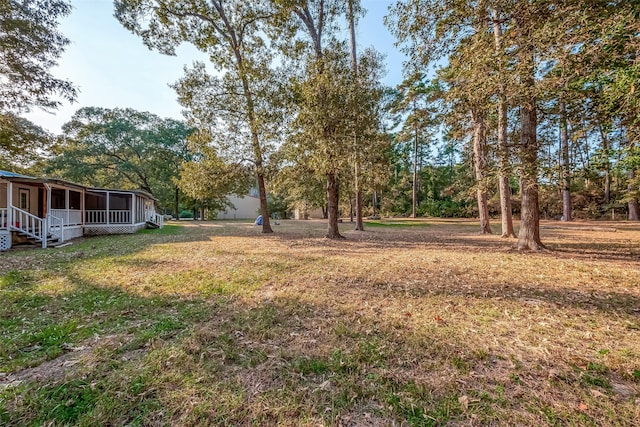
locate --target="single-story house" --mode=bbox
[215,193,261,220]
[293,207,325,220]
[0,170,163,251]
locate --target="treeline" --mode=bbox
[384,0,640,249]
[2,1,638,250]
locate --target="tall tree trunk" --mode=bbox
[516,18,543,250]
[348,0,364,231]
[240,72,272,233]
[174,186,179,218]
[492,7,516,237]
[518,99,544,250]
[296,2,342,238]
[349,197,354,222]
[372,190,377,216]
[256,172,272,231]
[605,170,611,204]
[326,172,343,238]
[471,109,491,234]
[234,41,271,233]
[599,123,611,203]
[559,100,572,221]
[354,163,364,229]
[628,169,640,221]
[412,120,418,218]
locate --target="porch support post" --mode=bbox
[45,183,51,217]
[131,194,136,224]
[44,183,51,238]
[106,191,110,225]
[81,189,85,225]
[65,188,69,226]
[7,181,12,228]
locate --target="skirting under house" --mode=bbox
[84,223,148,236]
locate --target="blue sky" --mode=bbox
[26,0,406,134]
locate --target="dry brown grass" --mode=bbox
[1,218,639,426]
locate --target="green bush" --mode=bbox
[417,198,467,217]
[179,210,194,219]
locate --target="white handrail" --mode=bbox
[9,206,45,247]
[47,214,64,243]
[147,212,164,228]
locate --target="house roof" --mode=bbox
[0,169,33,179]
[0,169,156,200]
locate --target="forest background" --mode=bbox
[1,0,639,249]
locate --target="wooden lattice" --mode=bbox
[0,232,11,251]
[84,224,145,236]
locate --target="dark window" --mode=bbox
[85,193,106,210]
[69,190,81,210]
[51,189,65,209]
[109,194,131,210]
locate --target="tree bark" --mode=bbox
[372,190,377,216]
[220,3,271,233]
[348,0,364,231]
[605,170,611,204]
[297,1,342,238]
[629,169,640,221]
[559,100,572,221]
[492,7,516,238]
[518,99,544,250]
[230,26,272,233]
[354,166,364,229]
[471,109,491,234]
[256,171,272,232]
[326,171,343,238]
[412,118,418,218]
[174,186,179,218]
[349,197,354,222]
[240,70,272,233]
[599,123,611,203]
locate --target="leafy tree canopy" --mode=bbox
[0,112,53,171]
[0,0,76,113]
[177,132,252,213]
[48,107,193,210]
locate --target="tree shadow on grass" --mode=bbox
[198,221,640,268]
[1,247,639,426]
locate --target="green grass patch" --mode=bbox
[0,220,639,425]
[138,224,182,235]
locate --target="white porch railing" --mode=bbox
[85,210,131,224]
[50,209,82,226]
[85,210,106,224]
[47,214,64,242]
[147,212,164,228]
[9,206,46,247]
[0,207,7,230]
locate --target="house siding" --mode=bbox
[216,195,261,220]
[13,184,40,216]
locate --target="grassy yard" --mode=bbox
[1,219,639,426]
